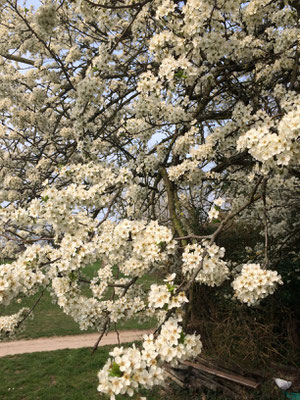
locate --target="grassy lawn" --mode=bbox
[0,262,158,339]
[0,345,156,400]
[0,345,286,400]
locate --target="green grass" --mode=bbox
[0,345,161,400]
[0,262,159,339]
[0,345,287,400]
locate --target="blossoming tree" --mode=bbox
[0,0,299,397]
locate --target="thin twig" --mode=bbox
[262,179,269,268]
[91,317,110,355]
[83,0,150,10]
[96,189,121,228]
[16,286,47,329]
[164,369,185,388]
[174,234,210,241]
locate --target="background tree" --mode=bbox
[0,0,299,397]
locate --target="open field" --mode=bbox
[0,345,286,400]
[0,345,154,400]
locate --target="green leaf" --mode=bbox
[157,241,167,251]
[166,283,175,293]
[68,272,77,282]
[212,218,221,224]
[41,195,49,203]
[179,331,185,344]
[174,69,188,79]
[109,362,123,377]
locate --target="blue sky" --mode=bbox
[25,0,40,8]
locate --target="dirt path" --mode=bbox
[0,329,153,357]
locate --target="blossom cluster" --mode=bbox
[0,245,47,306]
[148,274,188,310]
[97,318,202,400]
[207,198,225,221]
[0,308,29,340]
[232,264,283,305]
[48,219,175,330]
[182,242,229,287]
[236,90,300,169]
[34,3,57,34]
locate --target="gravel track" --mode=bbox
[0,329,153,357]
